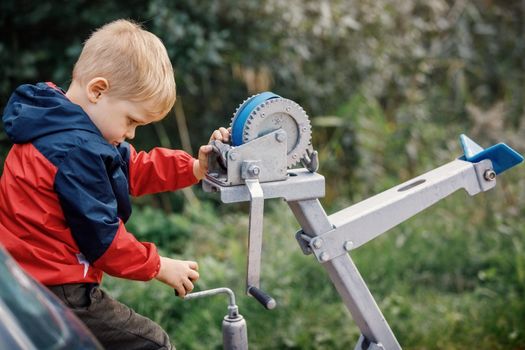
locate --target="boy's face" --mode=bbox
[83,94,159,146]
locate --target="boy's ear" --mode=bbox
[86,77,109,103]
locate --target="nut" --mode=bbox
[275,131,286,143]
[312,238,323,249]
[319,252,330,262]
[249,165,261,176]
[484,169,496,181]
[343,241,354,251]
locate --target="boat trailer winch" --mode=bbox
[184,92,523,350]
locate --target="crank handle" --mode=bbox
[247,285,276,310]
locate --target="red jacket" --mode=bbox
[0,82,198,285]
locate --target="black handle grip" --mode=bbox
[247,285,276,310]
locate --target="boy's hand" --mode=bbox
[155,256,199,297]
[193,127,231,180]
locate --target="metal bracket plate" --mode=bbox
[203,168,325,203]
[207,130,288,186]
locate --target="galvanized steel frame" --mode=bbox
[202,157,497,349]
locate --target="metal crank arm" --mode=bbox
[243,163,276,310]
[245,178,264,290]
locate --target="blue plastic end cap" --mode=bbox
[460,134,524,174]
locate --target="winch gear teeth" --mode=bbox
[230,93,312,168]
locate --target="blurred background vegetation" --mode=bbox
[1,0,524,349]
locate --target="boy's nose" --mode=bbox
[126,127,136,140]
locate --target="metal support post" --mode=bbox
[288,199,399,350]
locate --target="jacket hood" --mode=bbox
[2,82,101,144]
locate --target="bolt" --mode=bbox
[229,152,238,161]
[484,169,496,181]
[343,241,354,251]
[311,238,323,249]
[292,153,298,159]
[275,132,286,143]
[319,252,330,262]
[249,165,261,176]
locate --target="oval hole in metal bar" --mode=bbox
[398,179,426,192]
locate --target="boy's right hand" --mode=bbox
[155,256,199,297]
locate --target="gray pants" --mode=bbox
[47,284,173,350]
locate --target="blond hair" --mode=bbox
[73,19,176,118]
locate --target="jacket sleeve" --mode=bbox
[54,145,160,281]
[125,143,198,196]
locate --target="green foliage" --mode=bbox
[1,0,525,348]
[125,205,193,254]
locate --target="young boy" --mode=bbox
[0,19,229,349]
